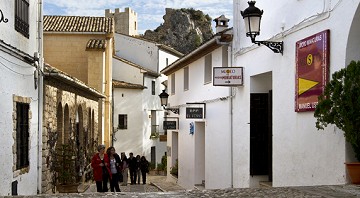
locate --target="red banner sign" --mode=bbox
[295,30,330,112]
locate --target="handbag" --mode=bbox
[101,160,109,178]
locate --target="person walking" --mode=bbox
[140,156,150,184]
[91,144,111,192]
[120,152,129,186]
[135,155,141,184]
[106,147,121,192]
[128,152,137,185]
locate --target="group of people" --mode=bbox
[91,144,150,192]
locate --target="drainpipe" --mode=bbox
[215,35,234,188]
[37,0,43,194]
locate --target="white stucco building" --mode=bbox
[0,0,43,196]
[112,33,182,166]
[162,0,360,190]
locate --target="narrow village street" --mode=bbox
[1,176,360,197]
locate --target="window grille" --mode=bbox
[204,53,212,83]
[15,0,29,38]
[16,102,29,169]
[184,67,189,91]
[118,114,127,129]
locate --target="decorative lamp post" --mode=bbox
[241,1,283,54]
[159,90,179,114]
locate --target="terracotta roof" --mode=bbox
[86,39,107,50]
[112,79,146,89]
[113,55,160,77]
[43,15,113,33]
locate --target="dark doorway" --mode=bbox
[250,92,272,181]
[151,146,156,166]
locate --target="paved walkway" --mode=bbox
[2,176,360,197]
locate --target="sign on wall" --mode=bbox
[295,30,330,112]
[163,121,177,130]
[186,108,203,119]
[213,67,244,86]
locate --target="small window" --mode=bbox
[118,114,127,129]
[15,0,29,38]
[152,81,155,95]
[204,53,212,83]
[222,46,228,67]
[16,102,29,169]
[166,58,169,67]
[184,67,189,91]
[171,73,175,95]
[135,21,137,30]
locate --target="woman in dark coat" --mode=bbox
[91,144,111,192]
[139,156,149,184]
[106,146,121,192]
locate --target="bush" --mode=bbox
[170,159,178,177]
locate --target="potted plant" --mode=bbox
[170,159,178,177]
[314,60,360,184]
[53,143,79,193]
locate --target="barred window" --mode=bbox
[16,102,29,169]
[171,73,175,95]
[118,114,127,129]
[204,53,212,84]
[15,0,29,38]
[184,67,189,91]
[152,81,155,95]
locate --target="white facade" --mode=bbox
[232,0,360,188]
[113,33,182,165]
[163,34,233,189]
[164,0,360,190]
[0,0,43,196]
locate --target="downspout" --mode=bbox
[215,35,234,188]
[37,0,44,194]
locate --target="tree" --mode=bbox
[314,60,360,161]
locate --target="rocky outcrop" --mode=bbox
[142,8,214,54]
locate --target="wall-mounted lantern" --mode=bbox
[159,90,179,114]
[241,1,283,54]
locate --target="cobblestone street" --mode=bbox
[1,176,360,198]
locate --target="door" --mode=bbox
[250,93,272,180]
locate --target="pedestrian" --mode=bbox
[128,152,137,185]
[140,156,150,184]
[91,144,111,192]
[136,155,141,184]
[120,152,129,186]
[106,146,121,192]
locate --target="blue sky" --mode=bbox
[43,0,233,34]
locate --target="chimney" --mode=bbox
[214,15,230,33]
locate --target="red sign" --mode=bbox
[295,30,330,112]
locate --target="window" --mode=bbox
[15,0,29,38]
[152,81,155,95]
[184,67,189,91]
[16,102,29,169]
[135,21,137,30]
[222,46,228,67]
[118,114,127,129]
[166,58,169,66]
[171,73,175,95]
[204,53,212,83]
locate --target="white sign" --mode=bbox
[213,67,244,86]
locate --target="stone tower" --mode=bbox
[105,7,138,36]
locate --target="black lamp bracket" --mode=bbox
[254,40,283,54]
[163,106,180,115]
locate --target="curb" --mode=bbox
[150,182,166,192]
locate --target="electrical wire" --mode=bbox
[0,60,34,76]
[0,55,34,68]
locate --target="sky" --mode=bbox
[43,0,233,34]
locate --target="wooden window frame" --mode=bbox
[16,102,30,169]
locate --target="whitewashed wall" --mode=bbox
[232,0,360,188]
[0,0,41,195]
[114,33,159,72]
[167,46,232,189]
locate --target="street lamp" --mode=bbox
[159,90,179,114]
[241,1,283,54]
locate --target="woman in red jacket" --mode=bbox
[91,144,111,192]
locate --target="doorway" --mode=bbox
[250,91,273,181]
[194,122,205,186]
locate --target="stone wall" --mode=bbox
[41,79,100,193]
